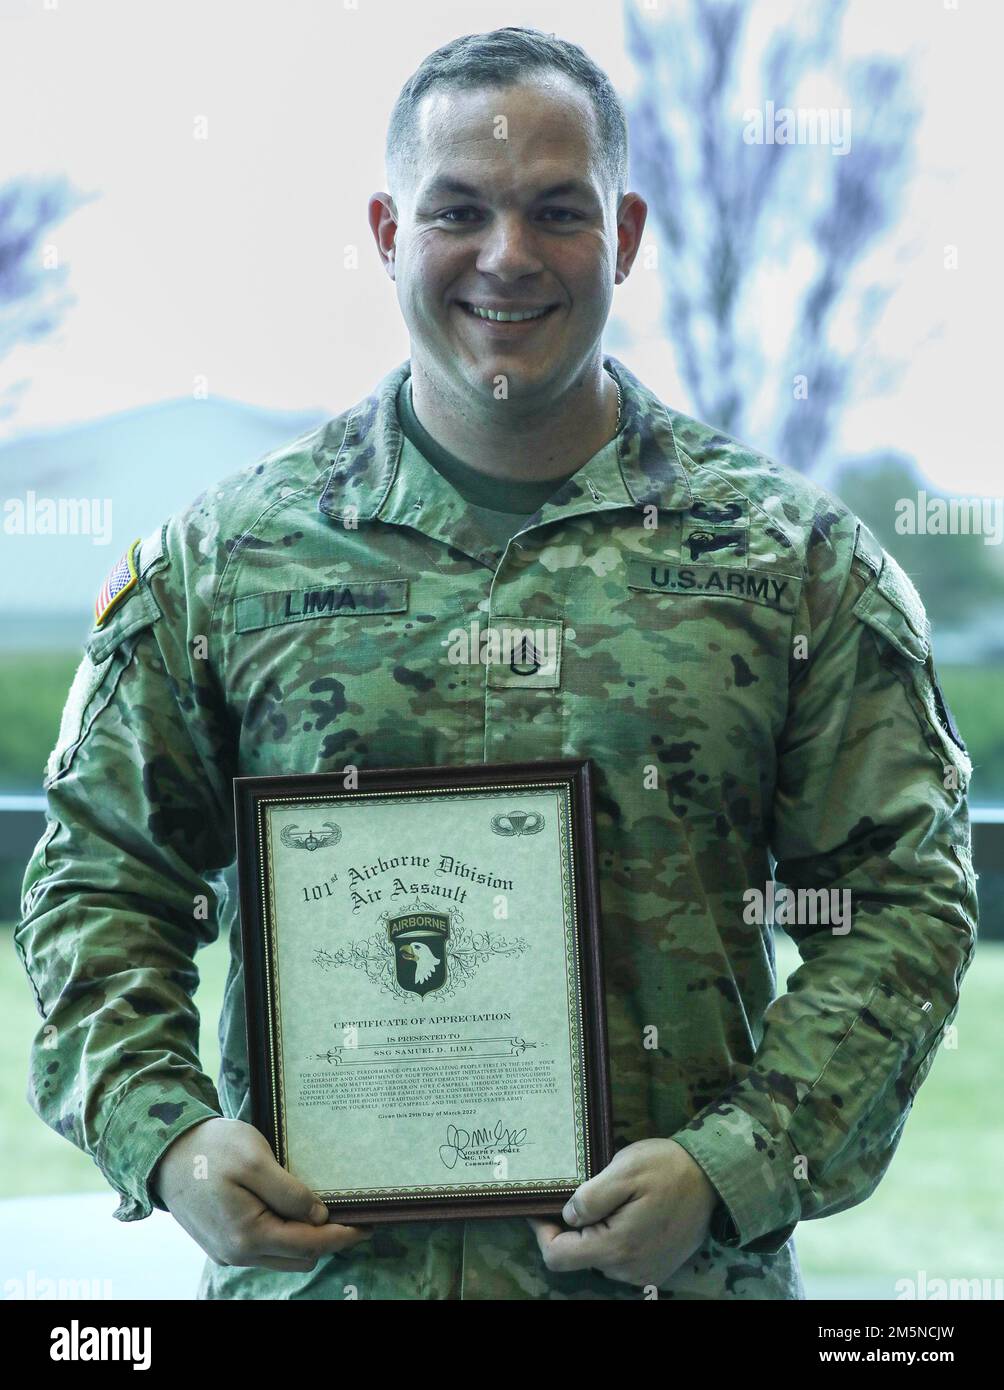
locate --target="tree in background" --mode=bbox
[0,175,92,423]
[626,0,918,476]
[625,2,1004,808]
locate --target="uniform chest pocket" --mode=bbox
[565,565,797,768]
[226,573,478,771]
[565,559,798,734]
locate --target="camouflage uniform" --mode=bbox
[15,355,978,1300]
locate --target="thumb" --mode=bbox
[562,1169,632,1228]
[244,1153,332,1226]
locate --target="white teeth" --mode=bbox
[463,304,552,322]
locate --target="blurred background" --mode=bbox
[1,0,1000,1299]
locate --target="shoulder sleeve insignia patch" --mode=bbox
[94,537,142,627]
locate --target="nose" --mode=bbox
[474,211,546,282]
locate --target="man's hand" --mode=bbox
[529,1138,719,1289]
[151,1117,372,1272]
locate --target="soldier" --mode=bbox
[15,27,977,1300]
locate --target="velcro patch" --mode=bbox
[686,499,747,526]
[682,528,748,563]
[485,616,563,689]
[931,671,967,753]
[852,561,929,663]
[94,537,141,627]
[627,560,800,614]
[234,579,408,634]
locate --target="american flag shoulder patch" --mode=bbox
[94,537,142,627]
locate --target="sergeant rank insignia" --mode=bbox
[94,537,142,627]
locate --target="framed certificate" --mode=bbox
[234,759,612,1223]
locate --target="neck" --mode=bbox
[408,357,619,483]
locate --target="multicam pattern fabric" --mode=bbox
[15,355,978,1300]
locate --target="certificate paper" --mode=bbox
[235,761,611,1222]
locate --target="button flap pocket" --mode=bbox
[852,554,929,663]
[866,980,935,1045]
[45,638,139,786]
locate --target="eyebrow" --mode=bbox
[421,177,597,202]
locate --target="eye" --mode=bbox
[539,209,582,222]
[438,207,480,224]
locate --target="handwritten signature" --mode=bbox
[439,1121,528,1169]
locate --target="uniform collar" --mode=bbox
[316,354,694,567]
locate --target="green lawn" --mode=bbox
[938,664,1004,799]
[3,926,1001,1284]
[773,933,1003,1282]
[0,650,83,793]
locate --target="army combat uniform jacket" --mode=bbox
[16,355,978,1299]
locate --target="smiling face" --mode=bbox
[374,74,641,412]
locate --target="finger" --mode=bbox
[225,1254,319,1273]
[240,1153,334,1226]
[527,1216,564,1253]
[248,1210,374,1261]
[538,1220,619,1275]
[562,1171,633,1228]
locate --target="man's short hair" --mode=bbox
[385,25,629,207]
